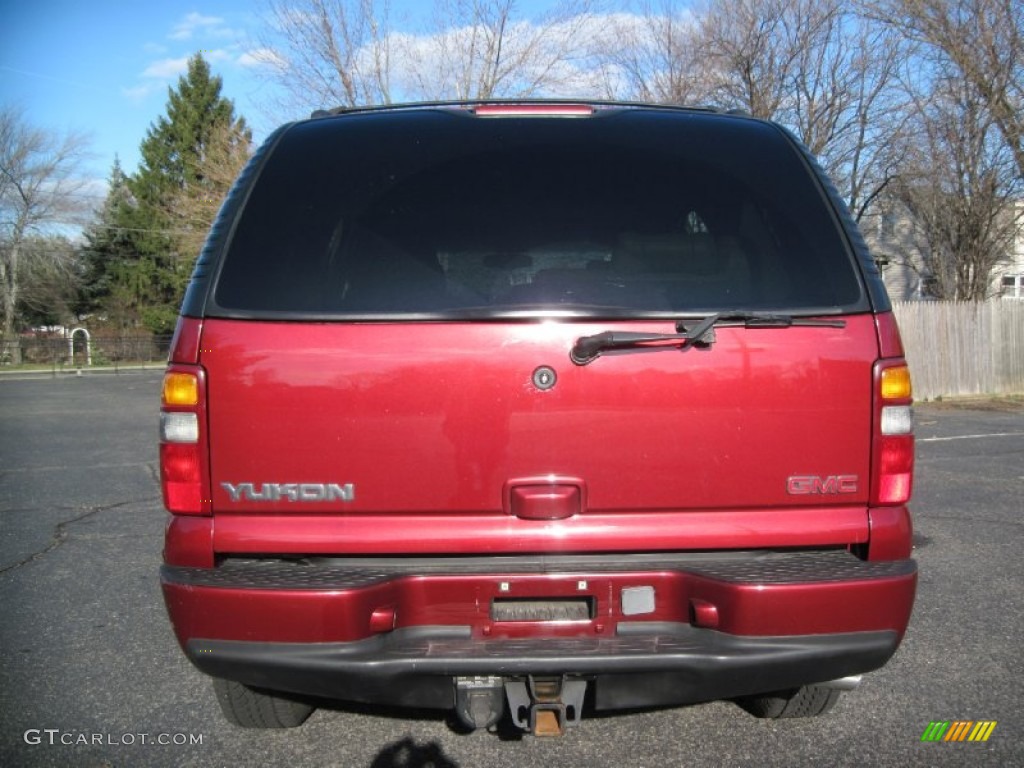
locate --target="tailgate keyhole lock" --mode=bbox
[532,366,557,391]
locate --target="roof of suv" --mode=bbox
[307,99,747,119]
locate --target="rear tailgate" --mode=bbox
[202,315,877,554]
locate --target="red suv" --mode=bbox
[159,102,916,735]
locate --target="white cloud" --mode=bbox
[238,47,287,71]
[385,15,621,102]
[203,48,233,63]
[210,25,244,40]
[169,12,224,41]
[121,83,158,103]
[141,56,191,79]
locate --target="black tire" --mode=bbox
[212,678,315,728]
[737,685,842,719]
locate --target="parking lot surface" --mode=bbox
[1,372,1020,767]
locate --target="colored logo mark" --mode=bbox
[921,721,997,742]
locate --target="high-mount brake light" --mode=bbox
[473,104,594,117]
[160,367,210,515]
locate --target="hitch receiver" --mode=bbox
[505,676,588,736]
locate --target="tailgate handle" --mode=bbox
[503,478,585,520]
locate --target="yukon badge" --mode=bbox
[222,482,355,502]
[786,475,858,495]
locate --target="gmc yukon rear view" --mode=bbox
[159,102,916,735]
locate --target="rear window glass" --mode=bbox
[213,109,864,317]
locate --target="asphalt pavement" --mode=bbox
[0,371,1020,767]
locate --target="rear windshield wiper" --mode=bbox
[677,312,847,332]
[570,312,846,365]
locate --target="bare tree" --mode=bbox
[0,107,91,363]
[784,4,909,220]
[260,0,396,112]
[868,0,1024,179]
[405,0,599,100]
[164,119,253,260]
[891,73,1020,300]
[17,236,82,328]
[258,0,600,110]
[629,0,908,219]
[598,2,704,104]
[694,0,797,118]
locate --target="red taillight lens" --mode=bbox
[160,366,210,515]
[875,435,914,504]
[161,443,203,513]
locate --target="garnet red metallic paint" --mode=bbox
[866,506,914,561]
[162,568,916,647]
[206,507,870,555]
[199,317,878,519]
[168,316,203,365]
[873,311,906,358]
[163,516,214,568]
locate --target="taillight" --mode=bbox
[871,360,914,506]
[160,365,210,515]
[163,372,198,406]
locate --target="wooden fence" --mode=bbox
[892,301,1024,400]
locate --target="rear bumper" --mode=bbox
[185,625,899,710]
[162,549,915,709]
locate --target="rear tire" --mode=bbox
[213,678,315,728]
[737,685,842,719]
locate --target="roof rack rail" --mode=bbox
[306,99,741,121]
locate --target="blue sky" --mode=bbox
[1,0,574,206]
[4,0,525,208]
[1,0,627,219]
[1,1,287,202]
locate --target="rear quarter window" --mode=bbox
[211,109,865,318]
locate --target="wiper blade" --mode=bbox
[570,312,847,365]
[570,313,721,365]
[676,312,846,333]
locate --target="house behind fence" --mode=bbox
[893,301,1024,400]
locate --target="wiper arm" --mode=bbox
[570,313,721,365]
[570,312,847,365]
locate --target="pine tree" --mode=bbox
[80,157,135,323]
[96,54,251,334]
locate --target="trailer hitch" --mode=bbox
[504,676,588,736]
